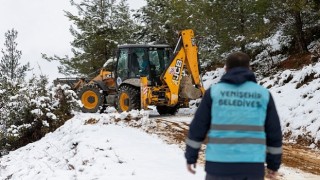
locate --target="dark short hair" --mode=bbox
[226,52,250,69]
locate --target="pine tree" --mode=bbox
[0,75,80,154]
[281,0,320,53]
[134,0,173,44]
[135,0,215,63]
[136,0,274,65]
[0,29,30,81]
[43,0,136,76]
[208,0,272,54]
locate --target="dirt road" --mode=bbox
[283,144,320,175]
[147,117,320,176]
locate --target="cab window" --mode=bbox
[117,49,129,80]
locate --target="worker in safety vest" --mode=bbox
[185,52,282,180]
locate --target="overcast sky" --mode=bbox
[0,0,146,82]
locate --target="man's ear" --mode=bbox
[224,65,228,72]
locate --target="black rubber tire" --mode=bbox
[117,85,140,112]
[156,105,179,115]
[78,84,104,113]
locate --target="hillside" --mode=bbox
[261,63,320,147]
[2,61,320,180]
[1,110,320,180]
[1,0,320,179]
[0,111,205,180]
[202,61,320,148]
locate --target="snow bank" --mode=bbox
[1,108,319,179]
[0,111,205,180]
[260,63,320,147]
[202,67,225,89]
[201,63,320,148]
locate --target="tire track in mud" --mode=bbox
[282,145,320,175]
[150,118,320,176]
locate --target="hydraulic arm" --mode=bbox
[141,29,205,109]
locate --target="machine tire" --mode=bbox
[78,84,104,113]
[156,105,179,115]
[117,85,140,112]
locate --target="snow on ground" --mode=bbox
[148,106,195,123]
[0,112,205,180]
[202,62,320,147]
[202,67,225,89]
[279,167,319,180]
[260,63,320,147]
[0,110,319,179]
[2,62,320,179]
[157,112,320,180]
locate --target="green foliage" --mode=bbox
[0,29,30,81]
[135,0,208,63]
[134,0,320,69]
[135,0,276,65]
[214,0,272,51]
[43,0,136,76]
[42,0,320,72]
[0,76,80,155]
[280,0,320,53]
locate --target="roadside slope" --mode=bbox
[0,112,205,180]
[202,63,320,148]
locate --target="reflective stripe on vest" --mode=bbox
[206,81,269,163]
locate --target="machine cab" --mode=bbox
[115,44,172,87]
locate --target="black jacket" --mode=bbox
[185,67,282,177]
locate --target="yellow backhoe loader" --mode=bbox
[54,29,205,115]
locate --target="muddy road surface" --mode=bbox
[148,115,320,176]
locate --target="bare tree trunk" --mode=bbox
[10,37,15,80]
[238,0,246,52]
[293,11,308,53]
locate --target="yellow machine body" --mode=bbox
[55,29,204,114]
[140,29,205,109]
[72,69,115,90]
